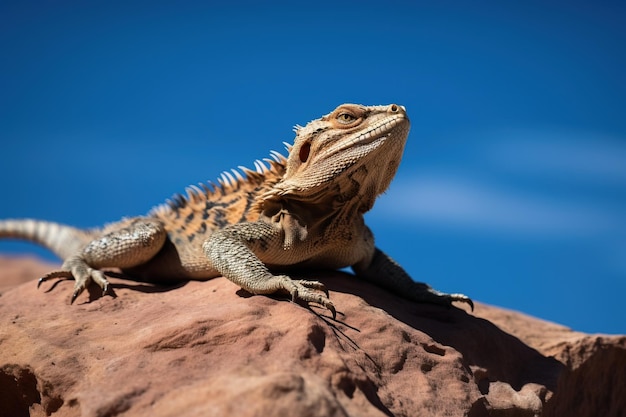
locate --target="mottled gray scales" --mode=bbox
[0,104,472,315]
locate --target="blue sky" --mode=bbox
[1,1,624,334]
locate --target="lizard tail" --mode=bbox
[0,219,96,260]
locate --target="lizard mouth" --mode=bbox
[338,114,408,153]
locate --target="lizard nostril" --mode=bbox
[389,104,399,113]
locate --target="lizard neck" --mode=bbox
[258,190,367,239]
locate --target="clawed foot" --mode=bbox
[37,257,111,303]
[275,277,336,319]
[404,282,474,312]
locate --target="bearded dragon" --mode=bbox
[0,104,472,317]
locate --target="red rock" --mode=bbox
[0,255,624,417]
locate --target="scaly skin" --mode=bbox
[0,104,473,317]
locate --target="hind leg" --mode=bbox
[39,217,167,303]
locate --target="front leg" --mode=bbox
[202,221,336,318]
[352,248,473,310]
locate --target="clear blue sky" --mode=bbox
[1,1,624,334]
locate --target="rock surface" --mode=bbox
[0,256,624,417]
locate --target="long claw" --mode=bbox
[70,288,83,304]
[449,293,474,312]
[37,270,73,290]
[327,303,337,320]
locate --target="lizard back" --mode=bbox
[138,152,287,279]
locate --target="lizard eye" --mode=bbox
[299,141,311,163]
[336,112,357,124]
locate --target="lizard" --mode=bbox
[0,103,473,318]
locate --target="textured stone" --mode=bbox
[0,256,623,417]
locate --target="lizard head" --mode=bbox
[260,103,410,214]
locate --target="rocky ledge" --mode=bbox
[0,256,624,417]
